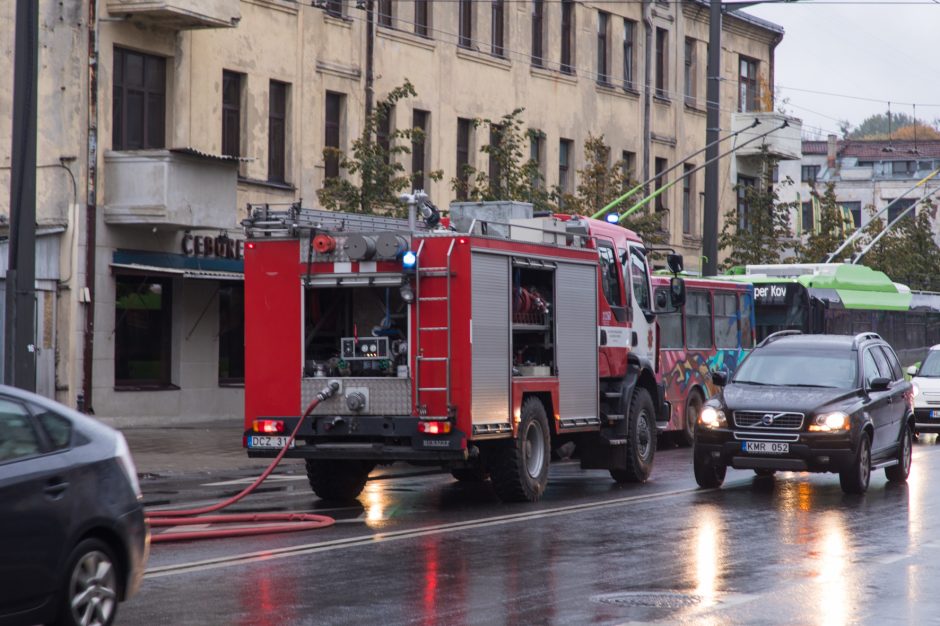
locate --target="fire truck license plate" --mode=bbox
[248,436,295,449]
[742,441,788,454]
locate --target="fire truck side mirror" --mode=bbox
[669,276,686,308]
[667,253,684,274]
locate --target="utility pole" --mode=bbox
[364,0,375,121]
[702,0,722,277]
[5,0,39,390]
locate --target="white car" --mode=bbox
[908,345,940,434]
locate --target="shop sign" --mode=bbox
[182,233,244,260]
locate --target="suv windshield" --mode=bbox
[734,350,858,388]
[918,351,940,378]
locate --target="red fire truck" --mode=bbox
[242,200,685,502]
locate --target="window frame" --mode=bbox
[713,292,739,349]
[0,399,45,464]
[412,109,430,192]
[268,80,288,183]
[324,91,344,180]
[560,0,574,74]
[222,70,243,158]
[685,290,714,350]
[682,163,695,235]
[738,56,759,112]
[456,117,473,200]
[414,0,430,37]
[112,47,166,151]
[491,0,505,58]
[114,275,174,389]
[623,19,635,90]
[655,28,668,99]
[459,0,473,49]
[531,0,544,67]
[684,37,696,106]
[559,138,573,194]
[597,11,610,85]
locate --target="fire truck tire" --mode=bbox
[682,390,704,447]
[610,387,656,483]
[304,459,373,501]
[490,397,551,503]
[451,467,488,482]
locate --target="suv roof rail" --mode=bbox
[852,332,882,348]
[757,329,802,348]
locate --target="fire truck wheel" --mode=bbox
[610,387,656,483]
[450,467,488,482]
[490,397,551,502]
[304,459,373,501]
[682,390,704,447]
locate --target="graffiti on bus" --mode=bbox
[660,348,749,428]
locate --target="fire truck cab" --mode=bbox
[242,201,685,502]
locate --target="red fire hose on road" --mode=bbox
[146,382,340,543]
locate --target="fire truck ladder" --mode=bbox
[413,238,457,415]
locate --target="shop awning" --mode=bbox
[110,262,243,281]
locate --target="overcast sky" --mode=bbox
[743,1,940,139]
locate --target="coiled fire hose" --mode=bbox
[146,382,340,543]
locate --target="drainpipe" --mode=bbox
[642,1,653,193]
[82,0,99,413]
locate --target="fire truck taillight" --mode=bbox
[417,421,451,435]
[313,233,337,254]
[253,419,285,434]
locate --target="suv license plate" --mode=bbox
[743,441,788,454]
[248,435,295,449]
[931,410,940,418]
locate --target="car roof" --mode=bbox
[760,333,885,351]
[0,384,118,442]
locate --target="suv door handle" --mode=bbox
[44,478,69,499]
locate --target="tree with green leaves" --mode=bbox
[451,108,551,210]
[860,201,940,291]
[847,111,940,140]
[717,151,796,270]
[795,182,856,263]
[318,80,441,216]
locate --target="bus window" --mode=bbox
[598,245,623,307]
[686,291,712,349]
[739,293,754,348]
[714,293,738,349]
[656,287,683,349]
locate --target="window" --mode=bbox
[598,246,623,307]
[888,198,916,223]
[268,80,288,183]
[684,38,696,106]
[657,290,683,349]
[415,0,430,37]
[738,56,759,112]
[714,293,739,349]
[685,291,712,350]
[112,47,165,150]
[456,117,473,200]
[597,11,610,84]
[377,104,393,164]
[655,28,668,99]
[377,0,392,26]
[878,346,903,381]
[629,249,651,313]
[864,348,886,386]
[36,411,72,450]
[0,400,40,462]
[560,0,574,74]
[531,0,544,67]
[559,139,573,193]
[325,0,343,17]
[489,125,503,195]
[412,109,430,191]
[459,0,473,48]
[801,201,814,234]
[737,175,756,231]
[739,293,754,348]
[115,276,172,387]
[324,91,344,179]
[682,163,695,235]
[840,201,862,228]
[655,157,668,213]
[222,71,243,157]
[891,161,915,176]
[623,19,635,90]
[621,150,636,183]
[801,165,819,183]
[529,130,544,189]
[491,1,505,57]
[219,284,245,385]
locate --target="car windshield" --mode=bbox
[918,351,940,377]
[733,350,857,388]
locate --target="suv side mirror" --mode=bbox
[907,365,918,377]
[711,370,728,387]
[869,376,891,391]
[669,277,686,308]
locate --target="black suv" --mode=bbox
[693,331,914,494]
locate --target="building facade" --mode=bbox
[0,0,787,420]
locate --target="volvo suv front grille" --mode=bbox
[733,411,804,430]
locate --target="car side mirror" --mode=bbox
[711,370,728,387]
[669,277,686,308]
[869,376,891,391]
[907,365,918,377]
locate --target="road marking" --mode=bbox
[145,482,743,579]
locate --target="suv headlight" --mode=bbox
[700,407,727,429]
[809,411,851,432]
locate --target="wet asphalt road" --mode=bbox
[122,437,940,625]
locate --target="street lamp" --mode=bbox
[702,0,798,277]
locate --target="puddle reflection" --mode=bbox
[692,505,722,609]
